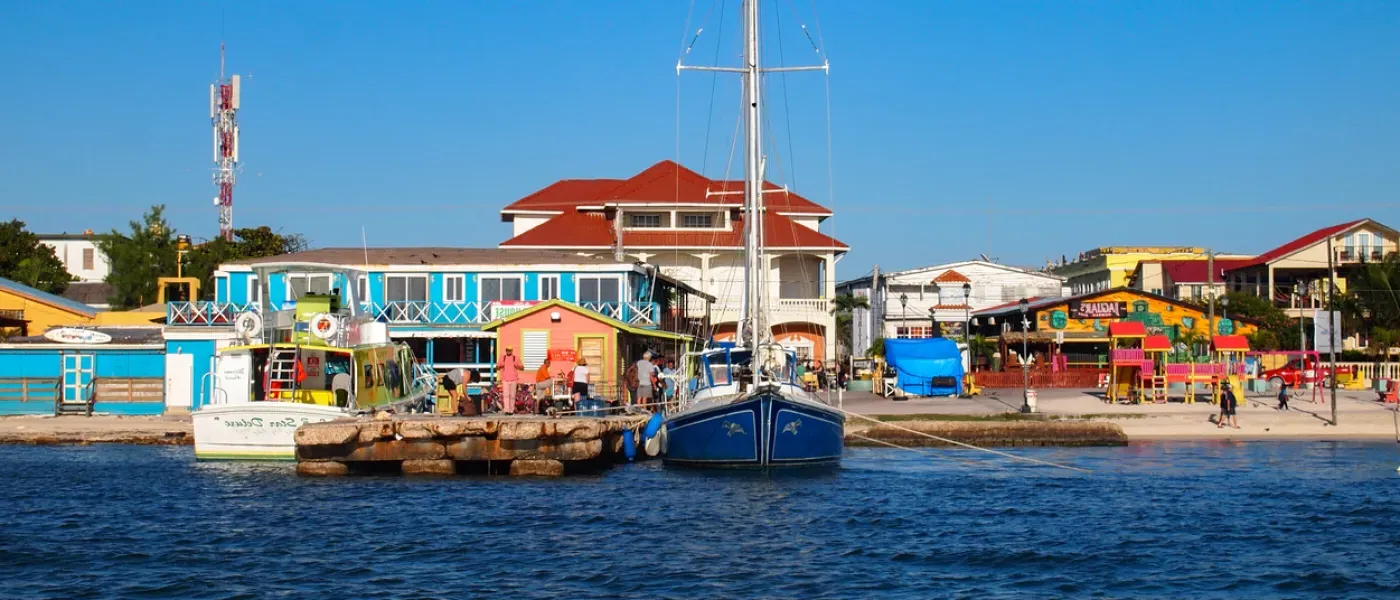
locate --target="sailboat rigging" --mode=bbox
[662,0,843,468]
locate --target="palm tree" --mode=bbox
[830,293,871,356]
[968,333,996,370]
[1176,328,1207,363]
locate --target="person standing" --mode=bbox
[1276,381,1291,411]
[633,350,657,407]
[499,346,523,414]
[571,357,590,404]
[1218,381,1240,429]
[661,358,679,407]
[534,357,554,414]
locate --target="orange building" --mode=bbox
[481,299,697,398]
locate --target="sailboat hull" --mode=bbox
[664,390,844,468]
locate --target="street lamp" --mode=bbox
[1220,296,1230,335]
[1019,298,1032,413]
[962,282,972,347]
[899,293,909,337]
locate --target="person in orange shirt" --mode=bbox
[533,357,554,412]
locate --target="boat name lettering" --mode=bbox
[222,417,314,429]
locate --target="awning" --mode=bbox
[1108,322,1147,338]
[1144,335,1172,352]
[1212,335,1250,352]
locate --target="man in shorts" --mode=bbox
[633,350,656,406]
[1218,381,1240,429]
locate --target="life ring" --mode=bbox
[310,313,339,340]
[234,312,263,339]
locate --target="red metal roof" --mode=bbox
[501,160,831,215]
[1108,321,1147,337]
[933,270,971,283]
[1226,219,1367,271]
[1156,258,1255,284]
[500,210,848,250]
[1212,335,1250,352]
[1143,335,1172,351]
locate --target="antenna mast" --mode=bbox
[211,43,241,241]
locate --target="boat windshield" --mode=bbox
[698,348,800,389]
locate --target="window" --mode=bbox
[628,213,664,228]
[248,276,262,307]
[577,276,622,303]
[286,273,333,301]
[539,275,560,301]
[82,248,94,271]
[385,275,428,303]
[480,276,523,303]
[680,212,715,228]
[895,327,933,339]
[356,275,369,305]
[444,275,465,303]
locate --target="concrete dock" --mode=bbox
[294,414,652,477]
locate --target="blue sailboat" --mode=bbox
[662,0,843,469]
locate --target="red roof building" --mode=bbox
[498,160,848,361]
[1221,218,1398,320]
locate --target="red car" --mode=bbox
[1260,357,1350,388]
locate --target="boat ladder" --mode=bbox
[265,347,301,400]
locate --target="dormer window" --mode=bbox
[629,213,665,228]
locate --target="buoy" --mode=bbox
[310,313,339,340]
[622,429,637,462]
[235,312,263,340]
[642,413,665,457]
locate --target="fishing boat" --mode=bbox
[662,0,844,468]
[192,262,436,460]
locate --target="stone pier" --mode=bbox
[294,414,651,477]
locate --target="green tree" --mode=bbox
[95,205,178,309]
[829,293,870,356]
[1370,327,1400,365]
[968,333,997,370]
[0,219,73,294]
[184,226,310,299]
[867,336,886,358]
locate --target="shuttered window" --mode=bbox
[522,331,549,370]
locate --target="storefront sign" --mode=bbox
[43,328,112,344]
[548,348,578,362]
[1069,301,1127,319]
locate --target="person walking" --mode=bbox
[1218,381,1240,429]
[1276,381,1291,411]
[499,346,523,414]
[633,350,657,407]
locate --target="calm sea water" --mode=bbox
[1,442,1398,599]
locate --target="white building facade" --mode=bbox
[837,260,1067,356]
[38,232,109,283]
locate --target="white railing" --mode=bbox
[431,301,490,324]
[166,302,256,326]
[1338,362,1400,382]
[776,298,829,313]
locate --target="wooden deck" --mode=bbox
[294,414,652,477]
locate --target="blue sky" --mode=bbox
[2,1,1398,279]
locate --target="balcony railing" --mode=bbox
[167,299,663,328]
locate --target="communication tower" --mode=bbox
[210,44,241,241]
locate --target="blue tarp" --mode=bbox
[884,338,964,396]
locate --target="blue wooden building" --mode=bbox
[0,328,167,415]
[162,248,711,412]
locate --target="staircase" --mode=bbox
[54,379,95,416]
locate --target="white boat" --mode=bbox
[663,0,844,468]
[192,262,436,461]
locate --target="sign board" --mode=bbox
[44,328,112,345]
[1313,310,1342,354]
[1068,301,1127,320]
[548,348,579,363]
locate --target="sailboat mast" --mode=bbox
[742,0,764,356]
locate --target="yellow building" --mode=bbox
[972,288,1259,365]
[0,276,161,338]
[1052,247,1223,296]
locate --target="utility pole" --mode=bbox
[1327,237,1339,425]
[1206,250,1215,337]
[871,264,881,354]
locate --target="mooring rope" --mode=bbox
[841,411,1092,473]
